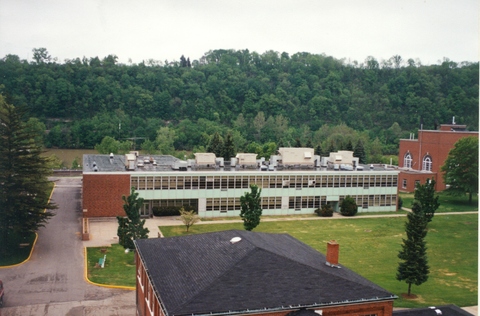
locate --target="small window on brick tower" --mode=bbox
[422,155,432,171]
[404,152,412,169]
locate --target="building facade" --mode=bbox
[397,123,478,192]
[82,150,399,218]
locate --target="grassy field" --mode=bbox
[160,214,478,308]
[400,191,478,213]
[86,245,136,287]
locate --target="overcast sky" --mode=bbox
[0,0,478,65]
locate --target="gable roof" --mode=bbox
[134,230,396,316]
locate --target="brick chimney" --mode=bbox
[326,240,340,267]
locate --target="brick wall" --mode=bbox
[187,300,394,316]
[398,129,478,192]
[83,173,130,217]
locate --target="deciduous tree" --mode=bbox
[441,136,479,204]
[240,184,262,231]
[179,208,200,232]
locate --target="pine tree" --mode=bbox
[414,179,440,222]
[346,140,354,151]
[396,200,429,296]
[222,132,235,161]
[306,139,313,148]
[240,184,262,231]
[327,140,335,154]
[354,139,367,164]
[295,138,302,147]
[315,144,324,157]
[117,187,149,250]
[207,132,223,157]
[0,96,55,255]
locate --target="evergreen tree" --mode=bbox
[207,132,223,157]
[295,138,302,147]
[240,184,262,231]
[345,140,354,151]
[0,96,56,255]
[222,132,235,161]
[315,144,324,157]
[117,187,149,250]
[397,200,429,296]
[327,140,335,154]
[414,179,440,222]
[354,139,367,164]
[305,139,313,148]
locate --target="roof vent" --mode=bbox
[230,237,242,244]
[110,153,114,159]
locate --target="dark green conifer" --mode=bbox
[397,200,429,296]
[117,187,149,250]
[0,96,56,255]
[354,139,366,164]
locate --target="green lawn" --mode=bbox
[0,233,37,266]
[161,214,478,308]
[86,245,136,287]
[400,191,478,213]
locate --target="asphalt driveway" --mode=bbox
[0,177,135,315]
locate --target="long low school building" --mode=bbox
[82,153,399,218]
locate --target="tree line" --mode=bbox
[0,48,477,162]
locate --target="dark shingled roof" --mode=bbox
[393,305,474,316]
[135,230,396,316]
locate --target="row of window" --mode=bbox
[404,152,432,171]
[131,174,398,190]
[149,194,397,212]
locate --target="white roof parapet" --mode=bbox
[236,153,258,165]
[194,153,217,166]
[278,147,315,166]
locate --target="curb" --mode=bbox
[0,233,38,269]
[83,247,135,291]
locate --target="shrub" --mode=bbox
[397,196,403,210]
[315,204,333,217]
[340,196,358,216]
[152,205,196,217]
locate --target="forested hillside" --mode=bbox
[0,48,477,162]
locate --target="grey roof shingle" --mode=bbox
[135,230,396,316]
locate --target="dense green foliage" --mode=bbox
[240,184,263,231]
[0,95,55,256]
[340,195,358,216]
[315,203,333,217]
[397,200,430,296]
[0,49,478,161]
[414,179,440,222]
[117,187,149,249]
[441,136,479,204]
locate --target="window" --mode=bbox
[402,179,407,189]
[422,155,432,171]
[404,152,412,168]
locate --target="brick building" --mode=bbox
[82,150,400,218]
[397,122,478,192]
[134,230,397,316]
